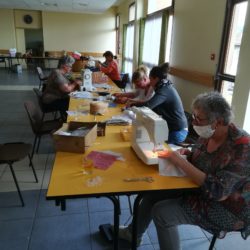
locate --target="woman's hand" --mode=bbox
[115,96,128,104]
[158,149,205,186]
[158,150,184,166]
[112,93,122,97]
[177,148,191,156]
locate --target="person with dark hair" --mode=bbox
[96,51,122,88]
[42,55,80,120]
[133,64,188,144]
[115,92,250,249]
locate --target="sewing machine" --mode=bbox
[131,107,169,165]
[82,68,93,91]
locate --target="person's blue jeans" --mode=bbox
[168,129,188,144]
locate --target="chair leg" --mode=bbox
[8,163,25,206]
[36,136,41,153]
[127,195,133,215]
[28,154,38,183]
[31,136,38,158]
[209,235,217,250]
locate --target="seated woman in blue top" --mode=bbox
[132,63,188,144]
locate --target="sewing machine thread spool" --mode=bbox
[90,101,108,115]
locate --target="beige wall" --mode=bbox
[169,0,227,111]
[14,10,42,29]
[42,10,116,53]
[0,9,16,49]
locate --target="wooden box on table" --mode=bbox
[53,122,97,153]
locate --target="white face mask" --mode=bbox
[193,124,215,139]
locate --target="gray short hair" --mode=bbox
[58,55,75,68]
[191,91,233,125]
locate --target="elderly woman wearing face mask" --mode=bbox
[153,91,250,249]
[114,91,250,249]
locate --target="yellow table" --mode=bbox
[46,86,198,249]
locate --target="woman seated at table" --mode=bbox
[132,63,188,144]
[116,92,250,248]
[42,55,81,121]
[96,51,122,88]
[113,65,154,105]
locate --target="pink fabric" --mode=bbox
[87,151,117,170]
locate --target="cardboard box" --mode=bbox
[53,122,97,153]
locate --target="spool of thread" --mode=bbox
[90,101,108,115]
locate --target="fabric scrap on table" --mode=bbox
[86,151,118,170]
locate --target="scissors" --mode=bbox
[123,177,154,183]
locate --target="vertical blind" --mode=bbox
[124,23,134,77]
[142,12,163,68]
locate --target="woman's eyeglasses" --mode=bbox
[192,113,208,123]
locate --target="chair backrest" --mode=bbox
[119,73,130,90]
[36,67,45,80]
[121,73,130,84]
[184,111,199,143]
[24,101,43,133]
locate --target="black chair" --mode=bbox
[120,73,130,92]
[174,111,199,148]
[0,57,7,68]
[36,66,48,90]
[33,88,59,121]
[24,101,63,158]
[208,180,250,249]
[0,142,38,206]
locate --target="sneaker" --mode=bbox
[111,225,142,246]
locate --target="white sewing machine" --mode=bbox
[131,107,169,165]
[82,68,93,91]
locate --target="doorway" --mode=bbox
[24,29,44,56]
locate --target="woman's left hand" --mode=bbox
[158,150,185,166]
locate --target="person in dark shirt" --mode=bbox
[42,55,81,121]
[133,64,188,144]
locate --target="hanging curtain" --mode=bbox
[138,18,146,66]
[122,24,127,72]
[123,22,134,77]
[141,12,163,69]
[158,10,169,65]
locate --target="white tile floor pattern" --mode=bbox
[0,68,249,250]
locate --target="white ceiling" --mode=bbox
[0,0,125,14]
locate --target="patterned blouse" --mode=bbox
[182,123,250,239]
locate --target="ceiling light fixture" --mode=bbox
[40,2,58,7]
[78,3,88,7]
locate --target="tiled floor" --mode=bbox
[0,68,249,250]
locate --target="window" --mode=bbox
[129,3,135,22]
[142,12,163,68]
[123,23,134,77]
[216,0,248,105]
[165,14,173,62]
[148,0,172,14]
[115,14,120,55]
